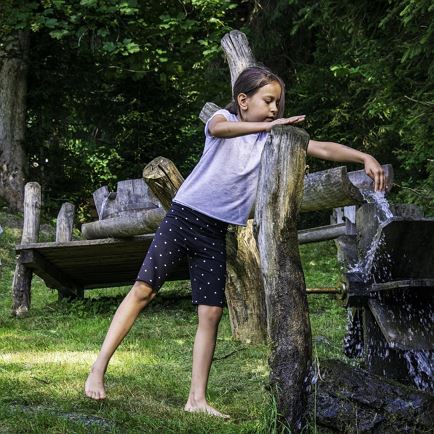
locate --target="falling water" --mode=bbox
[359,189,394,222]
[346,190,433,393]
[348,190,393,276]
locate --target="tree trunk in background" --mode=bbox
[225,220,267,343]
[0,31,30,211]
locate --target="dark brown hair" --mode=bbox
[225,66,285,118]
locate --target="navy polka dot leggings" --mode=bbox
[136,202,229,307]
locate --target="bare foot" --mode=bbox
[85,366,106,400]
[184,400,230,419]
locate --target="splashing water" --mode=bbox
[359,189,394,222]
[348,190,393,275]
[345,189,434,393]
[403,350,434,394]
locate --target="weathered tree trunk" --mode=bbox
[92,179,161,220]
[81,208,165,239]
[143,157,185,211]
[225,221,266,343]
[0,31,30,211]
[220,30,257,90]
[253,125,311,432]
[12,182,41,316]
[209,29,267,343]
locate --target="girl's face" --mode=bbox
[237,81,282,122]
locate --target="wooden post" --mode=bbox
[209,29,267,343]
[225,221,267,343]
[56,202,75,242]
[55,202,83,300]
[221,30,257,90]
[143,157,185,211]
[12,182,41,317]
[253,125,311,432]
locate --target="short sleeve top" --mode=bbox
[173,109,268,226]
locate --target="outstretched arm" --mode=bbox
[307,139,385,191]
[208,114,305,138]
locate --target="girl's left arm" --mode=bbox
[307,139,385,191]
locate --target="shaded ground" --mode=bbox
[311,359,434,433]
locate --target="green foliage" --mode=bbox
[249,0,433,214]
[2,0,244,218]
[1,0,433,218]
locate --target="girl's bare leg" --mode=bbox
[184,305,230,418]
[85,281,156,400]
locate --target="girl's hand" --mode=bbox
[363,155,385,192]
[267,115,306,130]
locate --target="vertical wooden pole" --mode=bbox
[219,30,267,343]
[56,202,75,242]
[253,125,311,432]
[12,182,41,317]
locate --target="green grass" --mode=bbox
[0,210,349,433]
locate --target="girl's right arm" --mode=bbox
[208,115,305,138]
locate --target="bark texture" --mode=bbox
[56,203,75,242]
[81,208,165,239]
[12,182,41,316]
[225,221,266,343]
[143,157,184,211]
[253,125,311,432]
[195,30,268,343]
[0,31,30,211]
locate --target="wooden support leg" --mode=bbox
[12,259,33,317]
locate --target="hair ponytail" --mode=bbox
[225,100,238,115]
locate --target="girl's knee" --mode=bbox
[198,305,223,325]
[131,281,156,303]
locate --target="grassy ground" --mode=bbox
[0,210,349,433]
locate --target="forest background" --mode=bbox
[1,0,433,224]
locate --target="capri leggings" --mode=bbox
[136,202,229,307]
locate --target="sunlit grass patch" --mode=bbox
[0,211,350,432]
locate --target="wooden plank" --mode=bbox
[20,250,81,290]
[15,234,155,251]
[368,298,434,351]
[370,279,434,291]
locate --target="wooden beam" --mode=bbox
[298,223,347,244]
[254,125,311,432]
[81,208,165,239]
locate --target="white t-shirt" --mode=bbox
[173,109,268,226]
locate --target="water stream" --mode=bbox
[347,191,433,393]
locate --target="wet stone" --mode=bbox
[309,359,434,433]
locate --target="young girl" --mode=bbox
[85,66,385,417]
